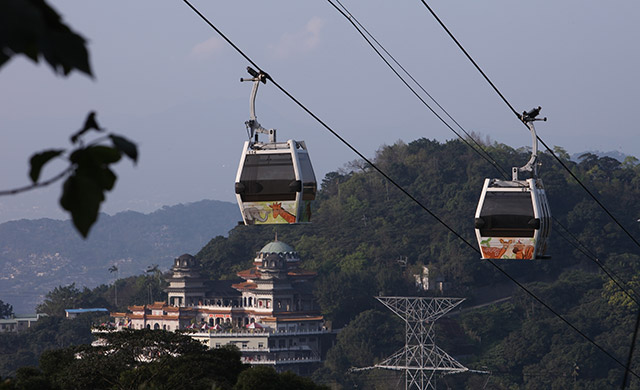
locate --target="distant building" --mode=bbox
[110,239,329,375]
[0,313,46,333]
[414,266,451,293]
[65,308,109,319]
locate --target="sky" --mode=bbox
[0,0,638,223]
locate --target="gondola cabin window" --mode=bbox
[239,153,297,201]
[479,191,535,238]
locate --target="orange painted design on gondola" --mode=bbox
[513,242,535,260]
[269,202,296,223]
[481,238,536,260]
[481,239,513,259]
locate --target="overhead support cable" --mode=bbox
[416,1,640,385]
[181,0,640,380]
[330,0,640,311]
[417,0,519,118]
[417,0,640,254]
[328,0,510,180]
[554,218,640,307]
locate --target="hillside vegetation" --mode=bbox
[4,138,640,388]
[195,138,640,388]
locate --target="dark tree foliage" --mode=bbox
[1,329,326,389]
[39,330,244,390]
[235,366,329,390]
[36,283,110,317]
[0,314,98,378]
[318,309,403,387]
[0,301,13,319]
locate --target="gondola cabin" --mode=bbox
[474,178,551,260]
[235,139,316,225]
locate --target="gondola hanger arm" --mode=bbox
[513,107,547,180]
[241,67,276,145]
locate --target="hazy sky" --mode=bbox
[1,0,638,223]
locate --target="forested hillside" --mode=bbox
[4,138,640,388]
[195,138,640,388]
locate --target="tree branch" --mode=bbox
[0,167,73,196]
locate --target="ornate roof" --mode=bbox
[259,240,296,255]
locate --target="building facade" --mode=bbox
[112,239,328,374]
[0,313,46,333]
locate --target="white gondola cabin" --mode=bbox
[235,139,316,224]
[474,178,551,259]
[474,107,551,259]
[234,67,317,225]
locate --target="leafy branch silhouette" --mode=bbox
[1,0,139,237]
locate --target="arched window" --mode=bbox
[154,323,160,330]
[146,324,151,330]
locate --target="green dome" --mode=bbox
[260,240,295,254]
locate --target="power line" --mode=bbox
[330,0,640,318]
[329,5,640,382]
[554,217,640,307]
[417,0,519,118]
[328,0,510,180]
[328,0,640,320]
[416,0,640,254]
[180,0,640,380]
[415,2,640,384]
[327,0,640,315]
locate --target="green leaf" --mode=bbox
[85,145,121,165]
[61,144,122,237]
[29,149,64,183]
[70,145,121,166]
[60,173,104,238]
[97,166,117,191]
[0,0,92,77]
[70,112,103,144]
[109,135,138,164]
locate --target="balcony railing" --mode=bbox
[241,356,321,365]
[190,328,328,337]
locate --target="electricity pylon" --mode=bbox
[369,297,468,390]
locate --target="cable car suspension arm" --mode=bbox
[241,66,276,145]
[513,106,547,180]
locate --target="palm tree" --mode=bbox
[108,265,119,306]
[146,264,161,304]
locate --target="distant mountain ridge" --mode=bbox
[571,149,628,162]
[0,199,240,313]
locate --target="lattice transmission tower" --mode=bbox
[361,296,469,390]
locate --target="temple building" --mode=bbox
[112,239,327,374]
